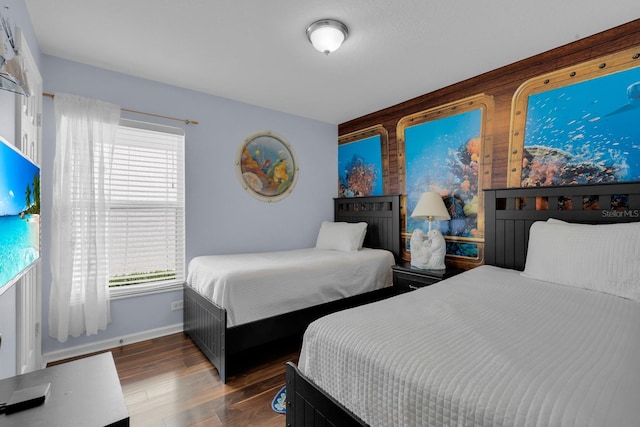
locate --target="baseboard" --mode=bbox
[42,323,184,366]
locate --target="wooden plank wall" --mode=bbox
[338,19,640,192]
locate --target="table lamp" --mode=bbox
[410,192,451,269]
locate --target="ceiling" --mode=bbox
[24,1,640,124]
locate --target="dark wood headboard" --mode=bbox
[334,195,401,263]
[484,182,640,270]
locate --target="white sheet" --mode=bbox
[186,247,394,326]
[299,265,640,427]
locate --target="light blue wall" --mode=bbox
[0,0,42,379]
[39,56,338,355]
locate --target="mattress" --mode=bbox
[186,247,394,326]
[299,265,640,427]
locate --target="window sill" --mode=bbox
[109,280,185,300]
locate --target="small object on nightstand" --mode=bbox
[410,192,451,269]
[2,383,50,415]
[392,262,464,293]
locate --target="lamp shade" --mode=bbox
[410,192,451,220]
[306,19,348,55]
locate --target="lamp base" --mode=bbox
[409,228,447,270]
[410,261,446,270]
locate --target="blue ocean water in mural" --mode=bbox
[405,109,483,258]
[338,135,383,197]
[522,66,640,186]
[0,215,39,289]
[406,110,481,230]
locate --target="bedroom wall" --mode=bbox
[38,57,337,358]
[0,0,42,379]
[339,18,640,192]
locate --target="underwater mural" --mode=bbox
[403,108,484,259]
[338,132,385,197]
[236,131,298,202]
[509,48,640,188]
[398,93,494,267]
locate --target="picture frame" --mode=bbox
[236,130,298,202]
[508,47,640,188]
[338,125,388,197]
[397,94,494,268]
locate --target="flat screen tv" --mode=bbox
[0,135,40,295]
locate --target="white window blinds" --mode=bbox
[107,119,185,296]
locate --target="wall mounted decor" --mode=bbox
[338,125,388,197]
[398,94,494,268]
[0,13,29,96]
[236,131,298,202]
[509,47,640,188]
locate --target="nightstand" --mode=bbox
[392,262,464,293]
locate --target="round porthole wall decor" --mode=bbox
[236,131,299,202]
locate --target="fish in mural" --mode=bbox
[606,81,640,117]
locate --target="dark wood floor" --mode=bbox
[53,333,298,426]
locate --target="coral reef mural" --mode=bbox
[513,55,640,187]
[404,108,484,258]
[236,131,298,202]
[338,134,383,197]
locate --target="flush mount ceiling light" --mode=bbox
[306,19,349,55]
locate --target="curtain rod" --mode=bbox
[43,92,199,125]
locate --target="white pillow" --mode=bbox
[315,221,367,252]
[521,220,640,301]
[546,218,569,224]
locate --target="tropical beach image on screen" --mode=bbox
[338,134,383,197]
[236,131,298,202]
[0,138,40,293]
[405,109,482,258]
[521,66,640,186]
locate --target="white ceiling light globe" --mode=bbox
[306,19,349,55]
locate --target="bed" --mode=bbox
[285,182,640,426]
[183,195,401,383]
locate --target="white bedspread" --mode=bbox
[186,248,394,327]
[299,265,640,427]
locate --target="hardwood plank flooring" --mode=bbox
[51,333,298,426]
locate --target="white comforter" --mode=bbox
[299,265,640,427]
[186,248,394,326]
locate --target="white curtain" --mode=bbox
[49,93,120,342]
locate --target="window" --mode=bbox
[107,119,185,298]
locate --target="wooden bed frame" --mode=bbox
[285,182,640,426]
[183,195,401,383]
